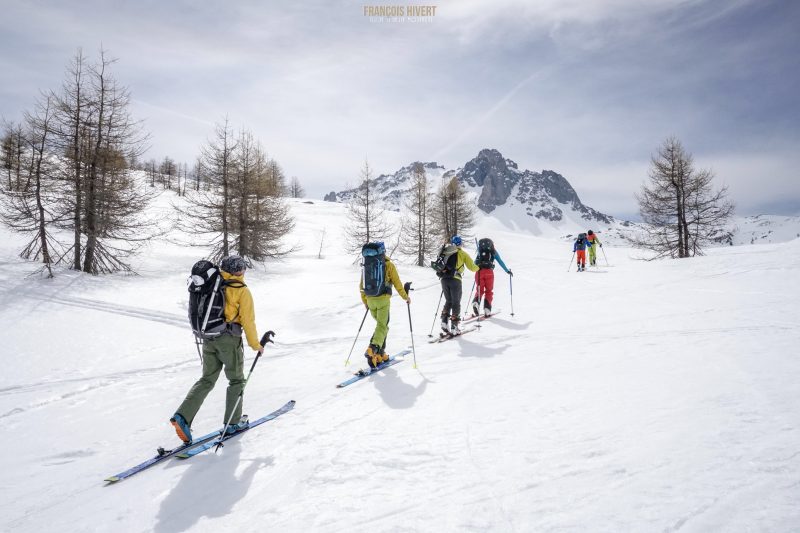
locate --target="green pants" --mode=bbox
[588,244,597,265]
[177,334,246,427]
[367,296,391,350]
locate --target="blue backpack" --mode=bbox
[361,242,390,297]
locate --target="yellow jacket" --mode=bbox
[220,270,261,351]
[360,257,409,305]
[454,248,479,281]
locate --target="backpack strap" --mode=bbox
[220,279,247,323]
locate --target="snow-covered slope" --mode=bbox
[1,197,799,532]
[728,214,800,245]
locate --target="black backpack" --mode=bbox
[361,242,391,297]
[430,244,459,278]
[187,260,246,340]
[476,238,495,269]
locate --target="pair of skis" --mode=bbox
[104,400,295,484]
[336,348,412,388]
[462,309,502,324]
[427,309,502,344]
[428,325,479,343]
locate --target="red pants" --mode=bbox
[576,250,586,267]
[474,268,495,308]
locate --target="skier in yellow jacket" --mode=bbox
[360,242,410,369]
[171,255,262,444]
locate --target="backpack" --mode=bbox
[476,238,495,269]
[361,242,391,297]
[430,244,459,278]
[187,260,246,340]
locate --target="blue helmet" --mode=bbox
[451,235,463,246]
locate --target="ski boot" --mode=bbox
[440,315,451,337]
[170,413,193,444]
[365,344,383,369]
[483,305,491,318]
[377,347,389,364]
[225,414,249,435]
[450,316,462,335]
[471,300,480,317]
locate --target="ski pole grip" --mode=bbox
[260,330,275,347]
[403,281,413,293]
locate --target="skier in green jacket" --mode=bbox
[437,235,479,335]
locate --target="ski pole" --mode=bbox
[600,245,609,266]
[509,273,514,317]
[215,330,274,453]
[567,251,575,272]
[345,307,370,366]
[464,237,478,319]
[427,289,444,337]
[403,282,418,369]
[464,275,477,320]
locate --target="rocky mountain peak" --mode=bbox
[458,148,520,213]
[324,148,612,226]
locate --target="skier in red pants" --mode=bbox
[573,233,591,272]
[471,238,512,317]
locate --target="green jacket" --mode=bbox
[453,248,479,281]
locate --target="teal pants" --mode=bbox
[367,296,391,350]
[177,334,246,426]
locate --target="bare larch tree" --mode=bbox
[344,159,393,253]
[177,121,294,263]
[2,48,151,275]
[634,137,734,259]
[0,95,63,277]
[432,174,475,244]
[400,163,436,266]
[288,176,305,198]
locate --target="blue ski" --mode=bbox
[105,428,222,484]
[176,400,296,459]
[337,349,412,388]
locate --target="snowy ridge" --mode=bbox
[325,149,613,228]
[728,214,800,245]
[1,198,799,531]
[324,161,447,210]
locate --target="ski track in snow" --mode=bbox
[23,292,188,328]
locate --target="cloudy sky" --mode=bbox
[1,0,798,218]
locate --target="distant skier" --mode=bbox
[573,233,591,272]
[471,237,512,317]
[434,235,479,335]
[171,255,263,444]
[587,230,602,267]
[360,242,410,369]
